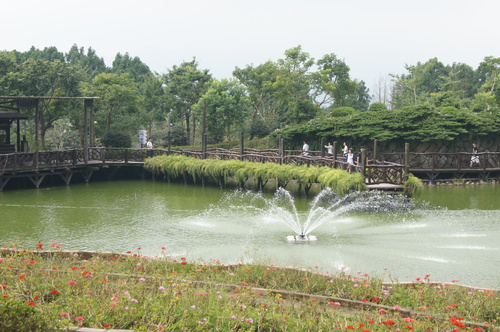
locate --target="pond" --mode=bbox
[0,180,499,289]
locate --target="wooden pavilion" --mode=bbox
[0,96,99,154]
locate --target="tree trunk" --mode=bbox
[185,113,191,145]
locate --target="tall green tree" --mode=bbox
[391,58,449,108]
[0,51,19,95]
[194,79,251,143]
[66,44,108,79]
[233,61,284,137]
[273,45,317,123]
[311,53,356,108]
[81,73,140,132]
[162,59,212,145]
[111,53,151,84]
[138,73,166,137]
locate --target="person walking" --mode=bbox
[324,142,333,156]
[146,138,153,158]
[343,142,349,158]
[470,142,479,167]
[346,148,355,173]
[302,141,310,156]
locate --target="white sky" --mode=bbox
[2,0,499,94]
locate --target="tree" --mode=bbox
[138,73,166,137]
[194,79,251,143]
[233,61,284,137]
[66,44,108,79]
[162,59,212,145]
[0,51,19,95]
[112,52,152,84]
[311,53,355,108]
[274,45,317,123]
[391,58,449,108]
[82,73,140,132]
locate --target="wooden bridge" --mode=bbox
[0,147,404,191]
[1,147,498,191]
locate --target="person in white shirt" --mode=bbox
[343,142,349,157]
[324,142,333,156]
[302,142,309,156]
[146,138,153,157]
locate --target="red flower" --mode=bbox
[50,290,59,295]
[180,261,187,265]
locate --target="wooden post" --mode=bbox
[34,98,39,168]
[404,143,410,180]
[202,133,207,159]
[320,138,325,157]
[361,148,367,176]
[88,99,95,146]
[332,141,338,168]
[167,131,171,152]
[373,139,378,162]
[279,135,285,165]
[16,119,21,152]
[83,99,89,163]
[240,132,244,160]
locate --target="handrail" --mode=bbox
[1,148,408,185]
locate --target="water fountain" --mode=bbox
[221,187,411,242]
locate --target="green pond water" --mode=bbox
[0,180,499,289]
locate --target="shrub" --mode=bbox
[331,106,356,117]
[0,298,50,332]
[368,102,388,112]
[403,173,423,197]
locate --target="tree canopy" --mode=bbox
[0,44,498,151]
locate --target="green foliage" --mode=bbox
[403,174,424,197]
[331,106,356,117]
[144,155,366,195]
[0,297,50,332]
[194,79,251,143]
[1,244,497,331]
[162,59,213,145]
[368,102,388,112]
[100,131,132,147]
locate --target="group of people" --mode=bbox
[302,141,367,173]
[343,142,366,173]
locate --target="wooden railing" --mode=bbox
[380,152,500,170]
[0,148,406,185]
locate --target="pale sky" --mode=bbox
[2,0,499,95]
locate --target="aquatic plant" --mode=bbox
[144,155,367,195]
[403,174,424,197]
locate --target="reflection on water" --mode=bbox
[0,181,499,289]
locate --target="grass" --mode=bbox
[0,242,498,331]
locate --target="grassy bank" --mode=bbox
[0,243,497,331]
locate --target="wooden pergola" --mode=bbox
[0,96,99,157]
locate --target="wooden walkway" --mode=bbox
[2,147,499,191]
[0,147,405,191]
